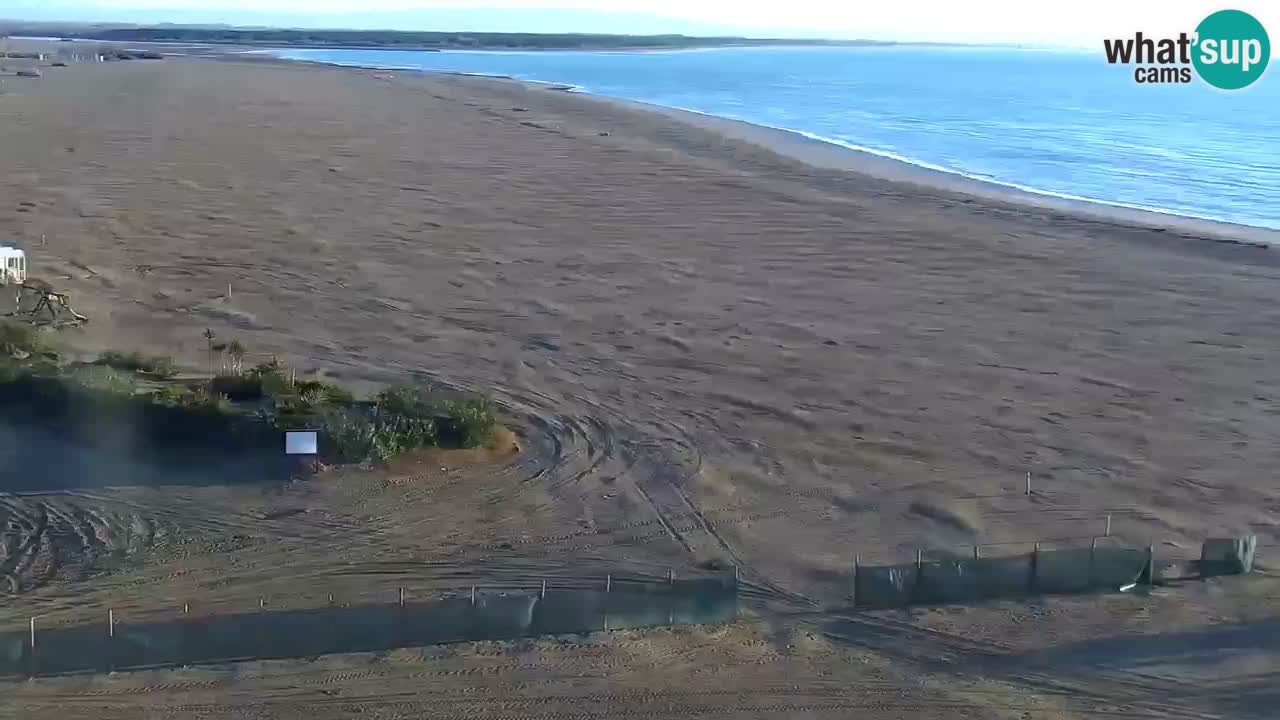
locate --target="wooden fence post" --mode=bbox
[395,587,406,646]
[182,602,194,668]
[1029,542,1040,594]
[256,597,267,658]
[1089,537,1098,587]
[852,554,860,608]
[913,549,926,604]
[1140,545,1155,585]
[107,608,114,673]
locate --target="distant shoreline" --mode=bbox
[261,50,1279,248]
[8,36,1005,55]
[2,25,991,53]
[615,99,1280,247]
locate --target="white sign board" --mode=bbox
[285,430,318,456]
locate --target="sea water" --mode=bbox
[271,45,1280,230]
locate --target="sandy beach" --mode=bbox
[2,53,1279,718]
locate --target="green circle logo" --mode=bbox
[1192,9,1270,90]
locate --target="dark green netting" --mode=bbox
[855,545,1156,609]
[915,555,1034,603]
[1034,546,1150,593]
[853,563,917,609]
[0,578,738,677]
[1201,536,1257,577]
[1033,547,1094,594]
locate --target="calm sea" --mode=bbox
[270,46,1280,230]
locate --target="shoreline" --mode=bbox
[262,50,1279,247]
[5,33,977,54]
[609,97,1280,248]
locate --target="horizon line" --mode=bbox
[0,17,1098,50]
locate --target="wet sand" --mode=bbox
[1,55,1279,718]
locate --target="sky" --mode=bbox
[4,1,1278,47]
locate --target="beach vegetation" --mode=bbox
[95,350,179,378]
[0,326,499,465]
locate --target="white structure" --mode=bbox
[0,247,27,285]
[285,430,318,456]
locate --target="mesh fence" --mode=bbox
[854,543,1154,609]
[0,576,737,677]
[1201,536,1257,577]
[916,555,1035,604]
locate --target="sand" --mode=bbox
[1,53,1278,718]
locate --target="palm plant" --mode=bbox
[227,340,246,375]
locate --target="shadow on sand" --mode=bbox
[1003,619,1280,672]
[0,374,293,490]
[0,421,290,490]
[824,613,1280,719]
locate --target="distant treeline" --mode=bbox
[15,26,901,51]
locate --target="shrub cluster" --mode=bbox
[318,385,496,463]
[95,350,178,378]
[0,323,499,465]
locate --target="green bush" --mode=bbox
[63,365,138,396]
[434,397,498,448]
[95,350,178,378]
[318,408,378,463]
[374,384,430,417]
[205,393,233,415]
[0,335,498,464]
[151,383,200,407]
[247,357,286,377]
[236,358,296,397]
[0,321,44,358]
[264,372,294,397]
[287,378,351,407]
[297,385,325,407]
[373,385,497,448]
[0,322,57,370]
[309,383,500,463]
[377,410,437,455]
[0,364,32,383]
[150,383,231,414]
[209,373,264,401]
[314,408,436,464]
